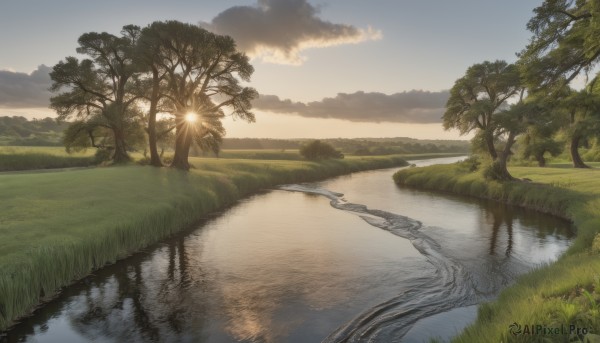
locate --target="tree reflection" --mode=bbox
[64,237,205,342]
[487,204,514,257]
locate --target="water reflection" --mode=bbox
[65,240,208,343]
[487,204,514,257]
[1,157,573,343]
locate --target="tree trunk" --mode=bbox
[112,127,130,163]
[148,114,161,167]
[487,130,516,181]
[490,157,514,181]
[535,152,546,167]
[170,118,192,170]
[148,69,162,167]
[484,130,498,160]
[570,134,589,168]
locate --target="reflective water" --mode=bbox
[1,157,574,343]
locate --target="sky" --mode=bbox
[0,0,542,139]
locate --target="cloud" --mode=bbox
[253,90,450,123]
[0,65,52,108]
[200,0,382,65]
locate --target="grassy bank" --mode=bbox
[196,149,303,160]
[394,162,600,342]
[0,146,96,171]
[0,154,418,332]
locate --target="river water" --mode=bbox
[1,157,574,343]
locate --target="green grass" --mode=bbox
[197,149,303,160]
[394,162,600,342]
[0,146,96,172]
[195,149,465,161]
[0,145,465,172]
[0,154,416,331]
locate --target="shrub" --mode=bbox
[457,155,481,172]
[299,140,344,160]
[93,149,113,163]
[161,154,174,166]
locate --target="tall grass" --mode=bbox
[197,149,303,160]
[0,146,96,171]
[393,162,600,342]
[0,154,411,331]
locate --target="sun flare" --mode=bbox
[185,112,198,123]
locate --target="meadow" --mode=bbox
[394,161,600,342]
[194,149,303,160]
[0,152,470,331]
[0,146,95,172]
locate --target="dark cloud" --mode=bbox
[0,65,51,108]
[253,90,450,123]
[200,0,381,65]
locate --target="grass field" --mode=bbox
[0,145,465,172]
[394,162,600,342]
[195,149,303,160]
[0,146,96,172]
[195,150,466,161]
[0,153,432,331]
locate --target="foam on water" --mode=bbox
[280,184,478,342]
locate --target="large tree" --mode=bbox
[50,26,142,163]
[518,109,564,167]
[443,60,523,180]
[140,21,258,170]
[560,85,600,168]
[519,0,600,91]
[517,1,600,168]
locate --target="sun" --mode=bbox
[185,112,198,123]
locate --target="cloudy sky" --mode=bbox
[0,0,540,139]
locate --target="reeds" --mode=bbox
[0,146,97,171]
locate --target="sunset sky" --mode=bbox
[0,0,541,139]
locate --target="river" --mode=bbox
[1,156,574,343]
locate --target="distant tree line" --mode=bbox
[0,114,472,157]
[221,138,301,150]
[443,0,600,180]
[219,137,469,155]
[0,116,66,146]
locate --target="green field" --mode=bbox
[394,162,600,342]
[0,146,96,172]
[0,153,432,331]
[0,145,467,172]
[195,149,303,160]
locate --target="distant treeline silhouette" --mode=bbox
[221,137,469,155]
[0,116,66,146]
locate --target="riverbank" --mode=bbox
[0,153,467,332]
[394,162,600,342]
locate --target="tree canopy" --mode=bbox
[516,0,600,168]
[49,21,258,170]
[519,0,600,90]
[443,60,524,180]
[50,26,143,163]
[300,140,344,160]
[137,21,258,170]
